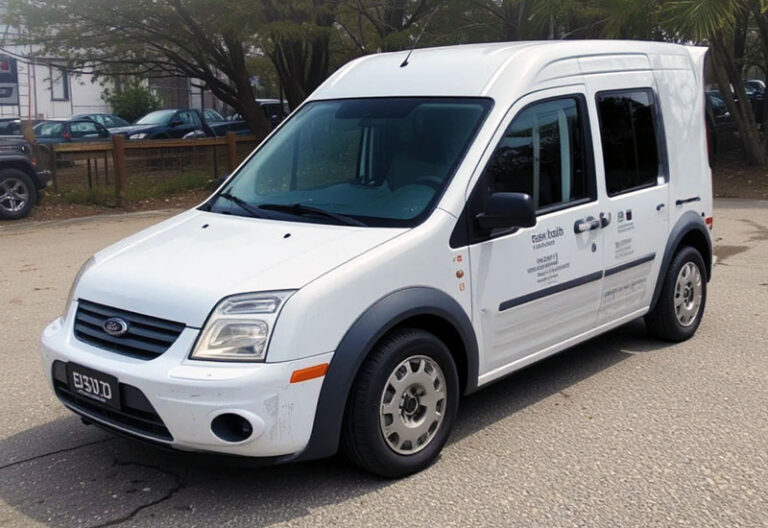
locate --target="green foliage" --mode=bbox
[103,84,161,123]
[663,0,742,41]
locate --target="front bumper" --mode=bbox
[41,311,332,458]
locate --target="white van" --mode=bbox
[41,41,713,477]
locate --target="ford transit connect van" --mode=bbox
[41,41,713,477]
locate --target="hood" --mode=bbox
[76,210,406,327]
[110,124,161,136]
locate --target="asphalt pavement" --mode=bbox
[0,199,767,527]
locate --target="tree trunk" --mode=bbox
[711,38,766,166]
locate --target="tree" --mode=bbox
[103,83,162,122]
[259,0,342,108]
[338,0,443,52]
[4,0,341,138]
[664,0,766,165]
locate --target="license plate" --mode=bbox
[66,363,120,409]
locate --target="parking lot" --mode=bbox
[1,199,767,527]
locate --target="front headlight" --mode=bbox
[130,133,147,140]
[190,291,294,362]
[64,256,95,316]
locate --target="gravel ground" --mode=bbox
[0,199,766,527]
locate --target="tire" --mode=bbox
[645,246,707,342]
[341,328,460,478]
[0,169,37,220]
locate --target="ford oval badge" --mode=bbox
[103,317,129,337]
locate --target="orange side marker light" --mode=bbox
[290,363,329,384]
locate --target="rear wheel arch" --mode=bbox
[291,287,478,462]
[651,211,712,311]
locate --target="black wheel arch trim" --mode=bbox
[0,158,42,187]
[650,210,712,311]
[289,286,479,462]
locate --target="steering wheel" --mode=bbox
[415,175,443,190]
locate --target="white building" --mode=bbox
[0,19,112,119]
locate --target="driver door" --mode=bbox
[468,88,606,380]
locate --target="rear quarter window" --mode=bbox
[596,90,661,196]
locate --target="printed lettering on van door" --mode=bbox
[525,226,569,286]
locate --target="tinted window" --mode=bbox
[204,110,224,122]
[176,111,194,125]
[35,122,63,138]
[482,97,591,210]
[597,90,660,195]
[136,110,175,125]
[0,120,21,135]
[108,115,129,127]
[70,121,99,137]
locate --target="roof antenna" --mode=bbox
[400,6,440,68]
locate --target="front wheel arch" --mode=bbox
[290,287,478,463]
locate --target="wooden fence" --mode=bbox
[41,131,259,206]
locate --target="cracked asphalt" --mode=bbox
[1,199,767,527]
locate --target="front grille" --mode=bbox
[74,300,185,360]
[52,361,173,442]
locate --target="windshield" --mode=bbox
[211,97,492,226]
[135,110,176,125]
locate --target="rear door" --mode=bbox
[468,87,605,379]
[585,76,670,323]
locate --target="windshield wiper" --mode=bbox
[258,203,367,227]
[214,192,268,218]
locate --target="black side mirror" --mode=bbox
[475,192,536,231]
[169,118,182,127]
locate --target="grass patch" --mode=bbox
[48,170,215,206]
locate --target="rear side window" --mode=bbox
[482,96,592,211]
[596,90,661,195]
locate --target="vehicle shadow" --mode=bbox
[0,320,668,527]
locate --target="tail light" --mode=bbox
[705,216,713,230]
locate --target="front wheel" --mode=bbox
[0,169,37,220]
[645,246,707,342]
[341,328,459,477]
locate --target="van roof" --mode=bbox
[310,40,702,102]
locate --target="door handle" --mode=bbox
[657,203,665,211]
[574,216,601,233]
[599,212,611,228]
[675,196,701,206]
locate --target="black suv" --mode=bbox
[0,137,51,220]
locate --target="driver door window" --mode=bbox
[482,97,593,212]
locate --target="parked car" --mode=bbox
[42,41,713,477]
[227,99,291,130]
[71,113,131,129]
[744,79,765,98]
[705,90,737,163]
[0,136,51,219]
[33,119,111,145]
[111,109,214,140]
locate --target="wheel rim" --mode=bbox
[379,355,447,455]
[674,261,703,327]
[0,177,29,214]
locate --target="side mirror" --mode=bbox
[169,118,182,127]
[475,192,536,231]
